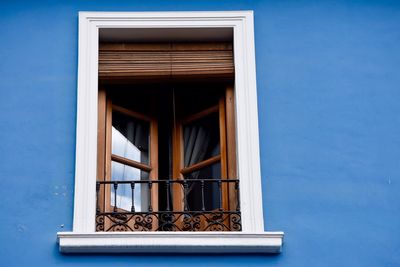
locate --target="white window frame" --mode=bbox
[57,11,284,254]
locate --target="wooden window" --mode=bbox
[94,42,240,232]
[97,89,159,231]
[171,86,238,231]
[96,80,239,231]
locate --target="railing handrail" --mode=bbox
[97,178,239,184]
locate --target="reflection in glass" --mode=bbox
[111,161,149,212]
[112,111,149,165]
[183,112,220,167]
[184,162,221,211]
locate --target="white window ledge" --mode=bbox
[57,232,284,254]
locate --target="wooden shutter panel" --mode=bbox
[99,43,234,81]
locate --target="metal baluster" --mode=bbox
[201,180,205,211]
[96,182,100,214]
[235,180,240,211]
[218,180,222,211]
[148,181,153,212]
[183,180,188,211]
[113,182,118,212]
[131,182,135,212]
[165,181,170,211]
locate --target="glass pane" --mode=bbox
[183,162,221,211]
[112,111,150,165]
[111,161,150,212]
[183,112,220,167]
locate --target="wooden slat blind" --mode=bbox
[99,43,234,81]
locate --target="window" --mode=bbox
[96,83,240,232]
[57,11,283,253]
[95,42,240,232]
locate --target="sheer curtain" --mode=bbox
[183,125,210,174]
[183,123,220,210]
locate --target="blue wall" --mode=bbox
[0,0,399,266]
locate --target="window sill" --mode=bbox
[57,231,284,254]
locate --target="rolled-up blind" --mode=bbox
[99,43,234,81]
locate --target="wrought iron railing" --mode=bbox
[96,179,241,232]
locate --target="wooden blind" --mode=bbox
[99,43,234,81]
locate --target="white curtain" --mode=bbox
[183,125,210,178]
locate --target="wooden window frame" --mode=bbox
[172,93,233,208]
[98,85,236,232]
[58,11,284,254]
[97,90,159,230]
[170,87,236,231]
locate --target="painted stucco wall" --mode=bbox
[0,0,399,266]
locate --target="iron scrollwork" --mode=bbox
[96,211,241,232]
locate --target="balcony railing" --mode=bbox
[96,179,241,232]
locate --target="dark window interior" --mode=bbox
[107,83,226,211]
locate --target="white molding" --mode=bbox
[65,10,283,253]
[58,232,284,254]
